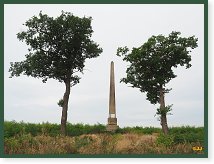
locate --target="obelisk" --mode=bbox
[106,61,119,132]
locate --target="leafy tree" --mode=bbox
[9,11,102,135]
[116,31,198,134]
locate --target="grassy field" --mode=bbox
[4,121,204,154]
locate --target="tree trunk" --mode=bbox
[159,87,169,135]
[61,80,71,135]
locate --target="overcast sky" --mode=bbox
[4,4,204,127]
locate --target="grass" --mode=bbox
[4,121,106,137]
[4,121,205,154]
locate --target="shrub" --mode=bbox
[116,126,161,135]
[169,126,204,144]
[156,133,174,147]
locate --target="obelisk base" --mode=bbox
[108,118,117,125]
[106,117,119,132]
[106,124,119,132]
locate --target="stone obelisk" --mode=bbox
[106,61,119,132]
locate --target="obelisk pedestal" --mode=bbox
[106,61,119,132]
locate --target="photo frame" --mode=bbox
[0,0,208,158]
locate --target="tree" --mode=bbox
[9,11,102,135]
[116,31,198,134]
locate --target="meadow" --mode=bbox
[4,121,204,154]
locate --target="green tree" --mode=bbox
[116,31,198,134]
[9,11,102,135]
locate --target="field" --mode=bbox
[4,121,204,155]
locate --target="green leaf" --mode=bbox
[9,11,103,86]
[116,31,198,105]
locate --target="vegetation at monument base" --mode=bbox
[4,121,204,154]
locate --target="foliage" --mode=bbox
[4,121,204,144]
[66,123,106,136]
[9,11,102,84]
[156,104,173,116]
[4,121,61,138]
[169,126,204,144]
[4,121,204,154]
[57,99,64,107]
[116,126,161,134]
[116,31,198,105]
[155,105,173,120]
[156,133,174,147]
[4,121,106,137]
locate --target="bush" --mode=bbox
[156,133,174,147]
[4,121,107,137]
[169,126,204,144]
[66,123,106,136]
[4,121,23,138]
[116,126,161,134]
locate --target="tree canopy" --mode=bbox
[116,31,198,104]
[9,11,102,85]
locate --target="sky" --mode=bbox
[4,4,204,128]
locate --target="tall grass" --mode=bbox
[4,133,204,154]
[4,121,205,154]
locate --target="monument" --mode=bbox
[106,61,119,132]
